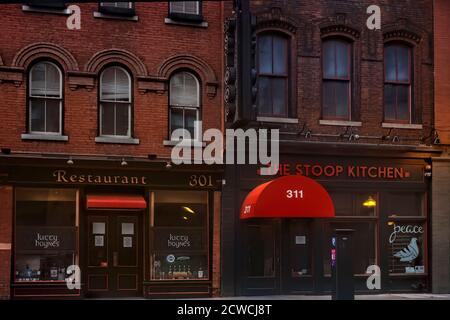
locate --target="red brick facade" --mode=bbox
[0,2,224,299]
[434,0,450,145]
[243,0,434,146]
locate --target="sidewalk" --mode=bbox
[194,293,450,300]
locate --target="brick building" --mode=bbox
[0,1,224,299]
[221,0,444,295]
[432,0,450,294]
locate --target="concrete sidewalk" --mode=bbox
[194,293,450,300]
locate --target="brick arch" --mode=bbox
[85,48,148,76]
[255,7,298,35]
[383,19,423,45]
[158,54,218,98]
[12,42,79,71]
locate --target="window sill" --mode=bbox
[163,140,206,147]
[21,134,69,142]
[256,116,299,124]
[164,18,208,28]
[22,5,72,15]
[382,123,423,130]
[95,136,140,144]
[319,119,362,127]
[93,11,139,21]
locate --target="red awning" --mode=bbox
[86,194,147,209]
[240,175,335,219]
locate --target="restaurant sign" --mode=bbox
[258,162,423,181]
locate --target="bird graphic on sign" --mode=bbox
[394,237,419,262]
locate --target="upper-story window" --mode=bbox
[26,0,66,10]
[257,33,289,117]
[99,66,132,137]
[169,71,200,139]
[169,1,202,22]
[384,43,412,123]
[28,62,63,135]
[322,38,352,120]
[99,2,135,16]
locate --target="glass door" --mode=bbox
[86,212,142,297]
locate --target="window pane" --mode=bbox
[329,191,377,217]
[115,103,130,136]
[30,62,61,97]
[45,63,61,97]
[101,2,131,8]
[101,102,115,135]
[289,222,311,277]
[45,100,60,133]
[257,76,272,115]
[388,222,425,274]
[258,35,272,74]
[115,68,130,102]
[397,46,410,82]
[273,36,287,75]
[248,225,275,277]
[170,72,199,107]
[272,78,287,116]
[323,41,335,78]
[335,81,350,118]
[336,41,350,78]
[385,46,396,82]
[184,109,197,139]
[30,100,45,132]
[170,108,184,136]
[322,81,334,118]
[386,193,423,217]
[170,1,199,14]
[396,85,410,121]
[101,67,130,102]
[384,84,396,120]
[15,188,77,282]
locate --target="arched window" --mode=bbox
[384,43,412,123]
[257,33,289,117]
[322,38,352,120]
[99,66,132,137]
[169,71,200,139]
[28,61,63,134]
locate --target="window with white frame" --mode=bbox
[99,66,132,137]
[169,1,200,16]
[28,62,63,135]
[169,72,200,140]
[100,2,133,9]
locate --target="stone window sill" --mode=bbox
[319,120,362,127]
[163,140,206,147]
[382,123,423,130]
[256,116,299,124]
[93,11,139,21]
[164,18,208,28]
[21,133,69,142]
[22,5,72,15]
[95,136,140,144]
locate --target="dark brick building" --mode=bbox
[0,1,224,299]
[221,0,444,296]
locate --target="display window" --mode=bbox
[14,188,78,282]
[150,191,209,280]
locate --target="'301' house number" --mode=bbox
[286,189,304,199]
[189,175,213,187]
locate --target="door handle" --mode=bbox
[113,252,118,267]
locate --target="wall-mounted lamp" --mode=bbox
[67,157,74,165]
[121,158,128,166]
[392,136,400,143]
[165,161,172,169]
[424,164,432,178]
[363,196,377,208]
[433,131,441,145]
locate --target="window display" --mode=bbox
[150,191,208,280]
[15,188,78,282]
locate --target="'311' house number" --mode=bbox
[286,189,304,199]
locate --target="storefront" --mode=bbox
[221,143,440,296]
[0,157,222,299]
